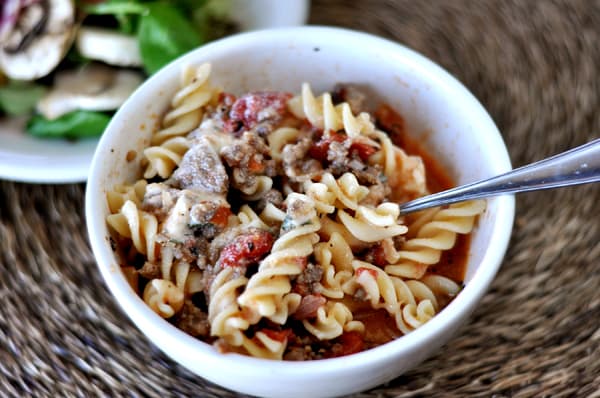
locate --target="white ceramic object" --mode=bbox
[0,0,309,184]
[86,27,515,398]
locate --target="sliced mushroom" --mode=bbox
[0,0,76,80]
[36,63,143,120]
[76,26,142,67]
[0,0,21,44]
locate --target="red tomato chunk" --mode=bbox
[349,140,377,162]
[355,267,379,279]
[260,328,294,343]
[308,131,346,161]
[209,206,232,228]
[217,230,274,268]
[226,91,292,133]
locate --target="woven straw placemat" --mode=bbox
[1,0,599,397]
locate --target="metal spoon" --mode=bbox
[398,138,600,215]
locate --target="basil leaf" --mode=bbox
[0,81,47,116]
[27,110,112,138]
[138,3,204,74]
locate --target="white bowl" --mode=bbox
[86,26,515,398]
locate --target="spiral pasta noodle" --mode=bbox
[151,63,218,145]
[303,179,337,215]
[209,267,290,360]
[337,205,407,243]
[143,136,191,179]
[350,260,442,334]
[106,180,147,213]
[238,194,319,324]
[370,130,427,198]
[303,301,364,340]
[320,172,369,210]
[385,200,486,279]
[209,267,250,345]
[238,175,273,201]
[159,244,203,296]
[106,200,158,262]
[268,127,300,161]
[288,83,376,137]
[237,205,270,230]
[313,232,354,299]
[143,279,184,318]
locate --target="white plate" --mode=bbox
[0,0,309,184]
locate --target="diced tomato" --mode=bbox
[217,230,274,268]
[349,140,377,162]
[209,206,231,227]
[260,328,294,342]
[335,331,365,357]
[356,267,379,279]
[308,139,328,161]
[226,91,293,134]
[309,130,346,162]
[247,155,265,173]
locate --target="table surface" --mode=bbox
[1,1,599,397]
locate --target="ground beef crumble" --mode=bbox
[293,263,323,296]
[221,131,276,195]
[169,138,229,195]
[176,299,210,338]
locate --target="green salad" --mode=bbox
[0,0,234,139]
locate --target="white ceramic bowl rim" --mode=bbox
[86,26,514,379]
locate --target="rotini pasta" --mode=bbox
[150,63,218,145]
[208,267,250,345]
[371,130,427,199]
[268,127,300,161]
[350,260,441,334]
[143,279,184,318]
[313,232,354,299]
[106,65,485,360]
[303,301,364,340]
[107,200,158,262]
[238,175,273,201]
[288,83,376,137]
[106,180,147,213]
[237,204,270,230]
[320,172,369,210]
[385,200,486,279]
[238,194,319,323]
[143,136,191,179]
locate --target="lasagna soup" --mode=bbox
[106,64,485,360]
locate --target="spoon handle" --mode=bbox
[398,138,600,215]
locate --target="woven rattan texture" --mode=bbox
[1,0,599,397]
